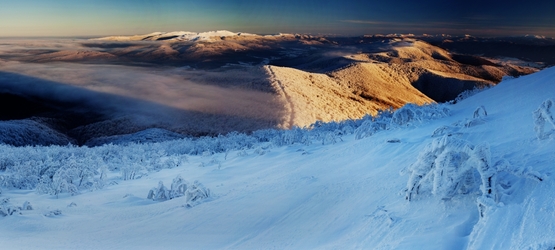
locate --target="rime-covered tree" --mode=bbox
[533,99,555,140]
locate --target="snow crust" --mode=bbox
[1,67,555,249]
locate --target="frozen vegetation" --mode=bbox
[0,67,554,249]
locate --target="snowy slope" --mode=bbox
[0,67,554,249]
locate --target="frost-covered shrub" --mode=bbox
[50,166,80,197]
[252,129,280,143]
[185,181,211,206]
[354,120,388,140]
[391,104,450,127]
[405,136,543,217]
[147,181,169,201]
[44,209,62,217]
[216,132,257,151]
[391,104,420,127]
[22,201,33,211]
[452,85,491,103]
[147,176,210,206]
[463,106,489,128]
[354,104,449,140]
[405,136,476,201]
[120,163,143,181]
[310,120,356,137]
[0,203,19,217]
[34,156,105,197]
[154,155,187,170]
[0,198,31,217]
[533,99,555,140]
[473,106,488,119]
[320,131,342,145]
[375,108,395,120]
[253,146,269,156]
[431,125,458,137]
[169,175,188,199]
[277,127,309,146]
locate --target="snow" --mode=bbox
[95,30,258,42]
[1,67,555,249]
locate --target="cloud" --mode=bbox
[341,19,467,28]
[340,20,385,25]
[338,19,555,37]
[0,38,289,136]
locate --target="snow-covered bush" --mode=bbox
[353,104,449,140]
[44,209,62,217]
[34,155,106,197]
[405,136,475,201]
[169,175,188,199]
[354,120,388,140]
[351,110,391,140]
[473,106,487,119]
[147,176,210,206]
[452,85,491,103]
[147,181,169,201]
[185,181,211,206]
[533,99,555,140]
[405,135,543,217]
[269,127,308,146]
[431,125,458,137]
[0,198,32,217]
[320,131,342,145]
[0,198,19,217]
[391,104,450,128]
[462,105,489,127]
[22,201,33,211]
[120,163,143,181]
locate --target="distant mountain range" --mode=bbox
[95,30,262,42]
[0,31,549,146]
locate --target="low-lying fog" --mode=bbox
[0,38,288,144]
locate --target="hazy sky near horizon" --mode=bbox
[0,0,554,37]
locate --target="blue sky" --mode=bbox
[0,0,554,37]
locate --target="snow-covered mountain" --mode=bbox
[95,30,266,42]
[0,65,554,249]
